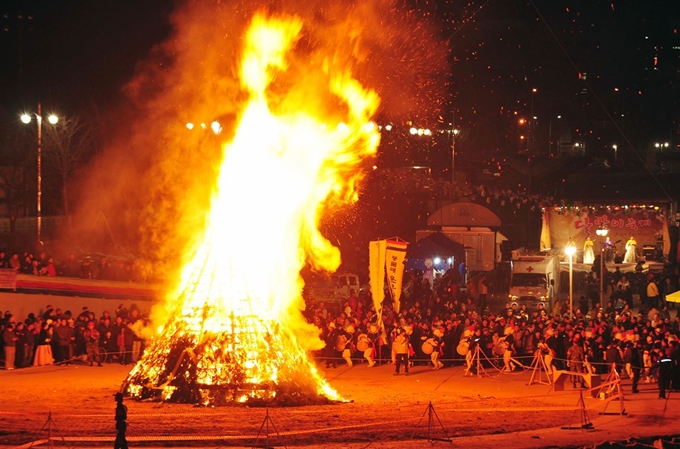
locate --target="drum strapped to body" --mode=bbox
[357,334,370,352]
[493,337,508,357]
[335,335,348,352]
[422,339,435,355]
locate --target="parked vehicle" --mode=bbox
[303,272,368,308]
[508,249,560,310]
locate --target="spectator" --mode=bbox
[3,322,18,370]
[33,320,54,366]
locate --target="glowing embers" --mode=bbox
[123,305,338,406]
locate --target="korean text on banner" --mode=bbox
[386,239,408,313]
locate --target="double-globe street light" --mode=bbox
[21,103,58,244]
[565,239,576,319]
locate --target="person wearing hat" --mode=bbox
[114,392,128,449]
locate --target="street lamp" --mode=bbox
[565,239,576,319]
[548,115,561,156]
[21,103,58,245]
[596,225,609,306]
[451,127,460,186]
[529,88,537,155]
[612,144,618,162]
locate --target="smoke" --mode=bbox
[67,0,449,333]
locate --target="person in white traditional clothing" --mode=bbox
[356,332,375,367]
[424,328,444,369]
[583,237,595,264]
[33,320,54,366]
[624,236,638,263]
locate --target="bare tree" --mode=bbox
[42,116,99,220]
[0,122,32,236]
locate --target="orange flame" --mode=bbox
[125,10,379,404]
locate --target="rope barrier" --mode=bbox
[21,405,582,445]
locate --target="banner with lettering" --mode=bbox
[0,269,17,291]
[369,240,386,319]
[542,208,668,262]
[385,239,409,313]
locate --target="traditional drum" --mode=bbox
[421,338,435,355]
[356,334,370,351]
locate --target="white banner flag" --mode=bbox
[385,239,408,313]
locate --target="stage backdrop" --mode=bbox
[541,208,669,262]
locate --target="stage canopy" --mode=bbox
[407,232,465,260]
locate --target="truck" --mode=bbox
[302,272,368,310]
[508,249,560,310]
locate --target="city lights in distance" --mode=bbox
[409,127,431,136]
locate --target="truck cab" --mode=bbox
[508,250,559,310]
[332,273,363,302]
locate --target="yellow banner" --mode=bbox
[369,240,386,318]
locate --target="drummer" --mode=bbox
[339,324,355,367]
[356,331,375,367]
[427,327,444,369]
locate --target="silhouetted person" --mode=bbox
[114,392,128,449]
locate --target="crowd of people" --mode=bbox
[3,260,680,400]
[1,303,146,370]
[304,266,680,398]
[0,250,145,282]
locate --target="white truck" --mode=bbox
[508,249,560,309]
[303,272,367,307]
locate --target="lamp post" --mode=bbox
[529,88,537,155]
[548,115,561,157]
[596,225,609,306]
[565,239,576,319]
[451,126,460,186]
[21,103,58,244]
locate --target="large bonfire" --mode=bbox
[122,11,380,406]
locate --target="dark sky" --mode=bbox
[0,0,174,113]
[1,0,679,159]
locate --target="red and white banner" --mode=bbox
[369,238,409,314]
[542,208,668,262]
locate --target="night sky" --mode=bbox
[1,0,679,265]
[2,1,678,158]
